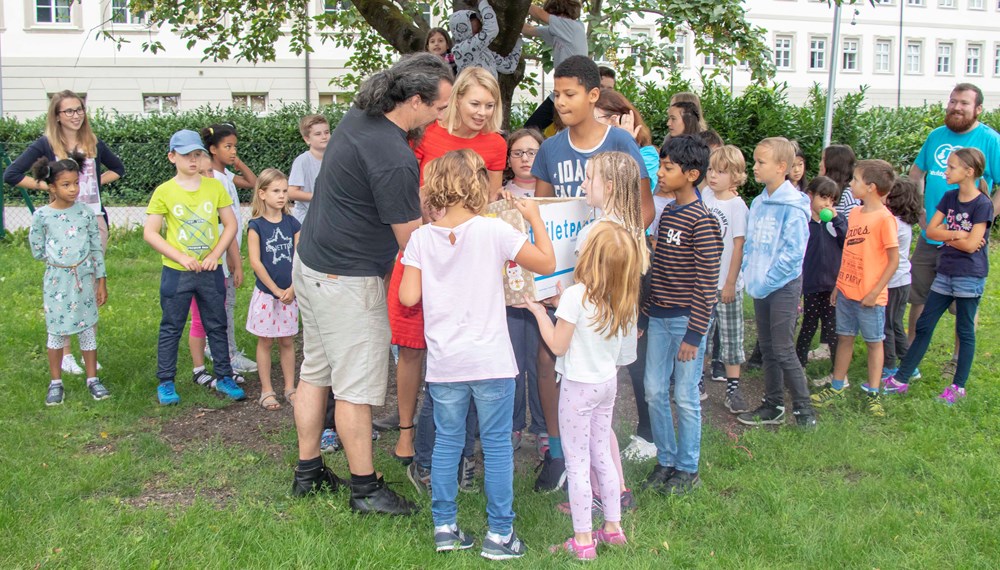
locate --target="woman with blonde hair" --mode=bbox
[4,89,124,375]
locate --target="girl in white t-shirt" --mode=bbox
[399,149,554,557]
[522,222,641,561]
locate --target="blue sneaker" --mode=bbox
[157,381,180,405]
[911,367,922,380]
[881,367,897,381]
[321,429,341,453]
[214,376,246,400]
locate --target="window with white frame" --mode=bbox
[938,0,954,6]
[323,0,351,13]
[110,0,148,25]
[936,43,953,74]
[703,52,719,67]
[874,39,892,72]
[630,28,651,58]
[319,93,353,107]
[906,0,924,5]
[36,0,72,23]
[774,35,793,70]
[842,38,859,71]
[966,45,982,75]
[809,37,827,70]
[232,94,268,112]
[906,41,922,74]
[665,32,686,66]
[874,0,894,4]
[143,94,180,113]
[995,44,1000,76]
[968,0,983,8]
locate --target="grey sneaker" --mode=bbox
[46,383,65,406]
[230,351,258,373]
[435,525,475,552]
[458,455,478,493]
[662,470,701,495]
[407,462,431,496]
[698,379,708,401]
[481,530,526,560]
[725,389,751,414]
[87,379,111,401]
[736,404,786,426]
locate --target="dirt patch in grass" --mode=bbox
[123,479,234,510]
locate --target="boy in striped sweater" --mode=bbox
[641,135,722,496]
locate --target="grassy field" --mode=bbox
[1,228,998,569]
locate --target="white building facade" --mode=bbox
[0,0,998,119]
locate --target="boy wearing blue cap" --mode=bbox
[143,130,245,405]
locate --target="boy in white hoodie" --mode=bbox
[737,137,817,428]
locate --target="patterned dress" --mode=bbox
[29,202,106,336]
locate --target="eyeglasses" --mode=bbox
[510,149,537,159]
[59,107,86,117]
[596,114,618,121]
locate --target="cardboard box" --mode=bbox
[484,198,595,305]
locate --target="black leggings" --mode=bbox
[795,291,838,368]
[626,317,652,442]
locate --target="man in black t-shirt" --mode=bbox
[291,53,453,516]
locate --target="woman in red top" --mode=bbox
[389,67,508,463]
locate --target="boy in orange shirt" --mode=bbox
[811,159,899,416]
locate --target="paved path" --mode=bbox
[3,205,253,232]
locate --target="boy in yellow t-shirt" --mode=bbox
[143,130,244,405]
[813,159,899,417]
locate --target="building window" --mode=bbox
[232,94,268,112]
[665,32,686,66]
[995,44,1000,76]
[842,38,859,71]
[36,0,72,23]
[774,35,793,70]
[906,41,922,74]
[111,0,148,25]
[143,94,180,113]
[938,0,954,6]
[966,44,982,75]
[968,0,984,8]
[703,52,719,67]
[809,37,827,70]
[906,0,924,5]
[874,0,894,4]
[630,28,651,58]
[936,43,953,74]
[319,92,352,107]
[323,0,351,13]
[874,39,892,73]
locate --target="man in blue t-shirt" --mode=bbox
[907,82,1000,374]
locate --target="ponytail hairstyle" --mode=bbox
[250,168,290,218]
[596,88,653,147]
[574,222,641,338]
[45,90,98,159]
[885,175,924,226]
[950,147,988,195]
[669,101,702,137]
[200,123,238,159]
[423,149,490,214]
[30,149,86,188]
[670,92,708,131]
[588,151,650,273]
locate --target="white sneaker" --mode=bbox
[230,351,258,373]
[807,344,831,361]
[811,373,848,388]
[622,434,657,461]
[61,355,84,375]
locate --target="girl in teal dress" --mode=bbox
[28,152,110,406]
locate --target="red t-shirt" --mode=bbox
[413,122,507,184]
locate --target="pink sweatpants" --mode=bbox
[559,376,621,533]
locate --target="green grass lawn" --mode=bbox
[2,228,999,569]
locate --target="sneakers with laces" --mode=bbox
[808,344,831,361]
[458,455,478,493]
[349,476,419,516]
[662,470,701,495]
[867,394,886,417]
[811,386,846,407]
[192,368,214,387]
[937,384,966,405]
[533,450,567,493]
[407,462,431,496]
[698,379,708,401]
[550,537,596,560]
[87,379,111,401]
[710,360,726,382]
[536,432,549,458]
[910,367,922,380]
[881,367,898,381]
[811,373,849,388]
[860,382,883,394]
[435,525,474,552]
[596,528,628,546]
[61,355,84,375]
[481,530,526,560]
[320,429,341,453]
[230,351,258,373]
[622,434,657,461]
[882,376,909,395]
[725,389,752,414]
[157,381,180,405]
[46,383,64,406]
[213,375,246,400]
[641,464,676,491]
[737,404,785,426]
[792,408,818,428]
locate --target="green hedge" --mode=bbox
[3,79,999,205]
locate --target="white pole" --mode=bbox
[823,4,842,149]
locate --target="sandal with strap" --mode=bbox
[391,425,415,466]
[259,391,281,411]
[284,389,296,407]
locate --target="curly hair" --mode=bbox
[30,149,86,186]
[885,175,924,226]
[423,149,490,214]
[589,152,650,272]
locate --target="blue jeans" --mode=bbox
[507,307,546,434]
[414,387,477,468]
[157,266,232,382]
[644,315,705,473]
[429,378,515,534]
[835,291,886,343]
[897,287,981,388]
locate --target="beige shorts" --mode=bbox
[97,215,109,252]
[293,257,391,406]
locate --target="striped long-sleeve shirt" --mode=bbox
[646,199,723,346]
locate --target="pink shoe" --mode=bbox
[883,377,909,395]
[595,528,628,546]
[550,537,597,560]
[937,384,966,405]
